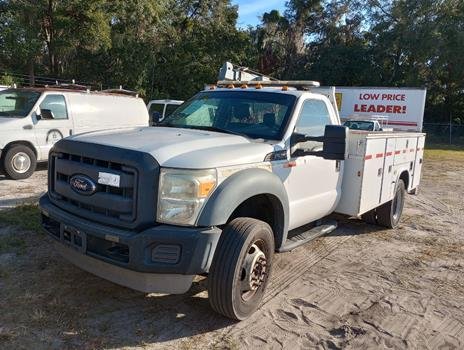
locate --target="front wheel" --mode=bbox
[208,218,274,320]
[3,145,37,180]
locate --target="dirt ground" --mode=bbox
[0,150,463,350]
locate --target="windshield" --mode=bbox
[160,91,296,140]
[344,120,375,131]
[0,90,40,117]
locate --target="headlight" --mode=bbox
[157,168,217,225]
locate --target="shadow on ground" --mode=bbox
[0,215,384,349]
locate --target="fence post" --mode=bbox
[449,113,452,145]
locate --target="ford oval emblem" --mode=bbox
[69,174,97,196]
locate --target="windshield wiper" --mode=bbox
[187,125,247,137]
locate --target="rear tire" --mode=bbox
[208,218,274,320]
[376,180,405,228]
[3,145,37,180]
[361,209,377,225]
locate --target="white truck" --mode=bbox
[39,71,425,320]
[0,86,149,179]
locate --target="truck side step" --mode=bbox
[278,221,338,253]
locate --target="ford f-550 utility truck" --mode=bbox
[40,77,425,320]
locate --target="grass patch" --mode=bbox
[0,203,43,233]
[0,235,26,254]
[424,146,464,162]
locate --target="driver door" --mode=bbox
[284,98,342,229]
[34,94,73,159]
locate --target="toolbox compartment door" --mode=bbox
[380,138,396,203]
[412,136,425,189]
[359,138,386,214]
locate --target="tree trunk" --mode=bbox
[28,59,35,86]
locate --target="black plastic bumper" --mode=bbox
[39,195,221,275]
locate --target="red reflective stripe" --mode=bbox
[395,150,401,155]
[284,161,297,168]
[376,153,384,158]
[410,149,415,152]
[365,155,373,160]
[386,152,393,156]
[387,121,418,126]
[403,150,407,153]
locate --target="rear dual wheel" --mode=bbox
[208,218,274,320]
[362,179,405,229]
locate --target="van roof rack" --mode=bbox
[216,80,321,89]
[44,83,90,91]
[101,87,138,97]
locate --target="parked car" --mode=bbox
[147,99,183,125]
[40,80,425,320]
[0,87,149,179]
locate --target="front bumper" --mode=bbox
[40,195,221,293]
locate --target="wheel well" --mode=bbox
[399,171,409,190]
[3,141,38,158]
[227,194,285,247]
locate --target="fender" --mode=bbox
[196,167,289,248]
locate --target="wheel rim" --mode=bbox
[239,240,268,302]
[11,152,31,173]
[392,186,404,222]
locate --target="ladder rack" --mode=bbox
[216,80,321,89]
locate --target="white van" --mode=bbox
[0,87,149,179]
[147,99,183,125]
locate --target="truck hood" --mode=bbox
[68,127,275,168]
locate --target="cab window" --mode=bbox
[40,95,68,120]
[149,103,164,116]
[165,104,179,117]
[295,99,331,136]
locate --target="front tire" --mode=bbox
[208,218,274,320]
[3,145,37,180]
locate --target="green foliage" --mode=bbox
[0,0,462,122]
[0,204,43,233]
[0,73,15,86]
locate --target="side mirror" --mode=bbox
[152,111,162,125]
[291,125,347,161]
[39,108,54,120]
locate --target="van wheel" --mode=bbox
[3,145,37,180]
[376,180,405,228]
[208,218,274,320]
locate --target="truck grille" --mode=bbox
[50,152,137,223]
[48,139,159,230]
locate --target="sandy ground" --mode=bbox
[0,151,463,349]
[0,163,48,209]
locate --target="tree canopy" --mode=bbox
[1,0,463,123]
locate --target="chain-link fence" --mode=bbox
[422,123,464,146]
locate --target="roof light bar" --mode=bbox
[217,80,321,89]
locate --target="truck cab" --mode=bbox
[40,80,424,320]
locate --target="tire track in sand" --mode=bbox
[226,228,354,338]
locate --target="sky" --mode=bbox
[232,0,286,27]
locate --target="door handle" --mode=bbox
[23,124,33,130]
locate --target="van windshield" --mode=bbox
[0,90,40,117]
[160,91,296,140]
